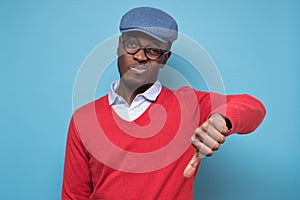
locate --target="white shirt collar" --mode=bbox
[108,80,162,105]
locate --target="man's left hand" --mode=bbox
[183,113,229,178]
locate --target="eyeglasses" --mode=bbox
[122,37,169,61]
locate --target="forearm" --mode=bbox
[197,91,266,135]
[212,94,266,135]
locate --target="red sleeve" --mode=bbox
[197,91,266,135]
[62,117,93,200]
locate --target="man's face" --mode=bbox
[117,32,171,90]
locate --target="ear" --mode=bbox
[161,51,172,67]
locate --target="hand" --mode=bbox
[183,113,229,178]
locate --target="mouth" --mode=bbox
[129,65,150,74]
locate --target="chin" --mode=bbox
[124,77,148,88]
[122,75,155,90]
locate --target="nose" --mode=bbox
[133,49,148,62]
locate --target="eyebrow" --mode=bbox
[122,34,162,48]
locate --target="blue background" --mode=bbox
[1,0,299,199]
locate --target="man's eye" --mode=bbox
[147,48,160,56]
[126,40,139,49]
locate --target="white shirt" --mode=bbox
[108,80,162,121]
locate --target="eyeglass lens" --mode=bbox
[123,37,165,60]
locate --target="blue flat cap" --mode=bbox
[119,7,178,43]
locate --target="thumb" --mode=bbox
[183,151,203,178]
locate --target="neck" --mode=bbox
[115,81,154,105]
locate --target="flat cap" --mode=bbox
[119,7,178,43]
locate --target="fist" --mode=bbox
[183,113,230,178]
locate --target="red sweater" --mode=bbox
[62,87,266,200]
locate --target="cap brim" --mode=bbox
[120,28,168,43]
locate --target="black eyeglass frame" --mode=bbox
[121,36,170,61]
